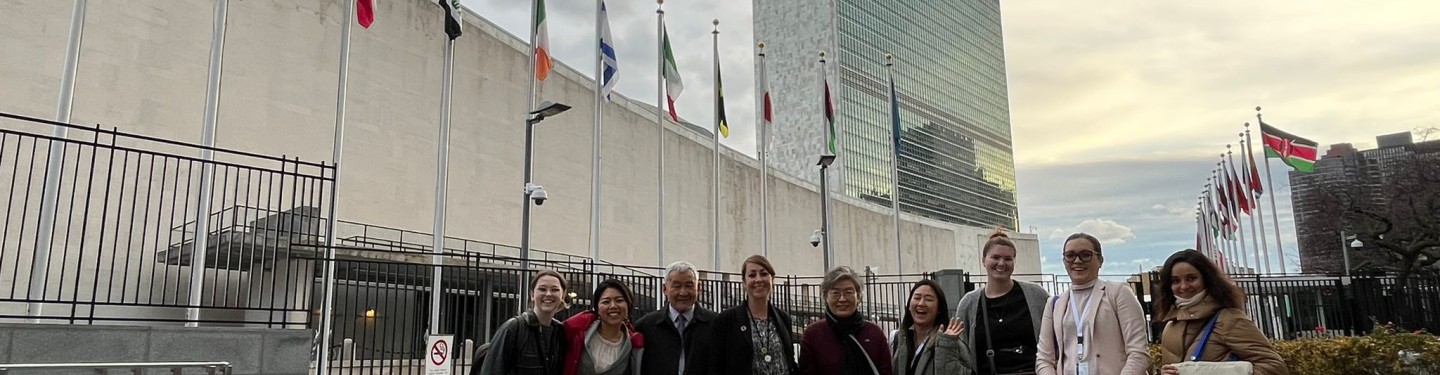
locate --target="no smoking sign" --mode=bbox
[425,335,454,375]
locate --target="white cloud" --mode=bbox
[1150,204,1166,211]
[1072,218,1137,246]
[1048,229,1068,240]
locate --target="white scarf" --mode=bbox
[1175,290,1208,309]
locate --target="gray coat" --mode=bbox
[953,280,1050,372]
[889,329,969,375]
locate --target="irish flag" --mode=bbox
[534,0,552,81]
[1259,121,1318,172]
[662,25,683,122]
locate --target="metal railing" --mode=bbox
[0,111,333,326]
[0,361,232,374]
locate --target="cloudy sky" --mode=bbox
[462,0,1440,276]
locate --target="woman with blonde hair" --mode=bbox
[1156,249,1286,375]
[955,230,1050,374]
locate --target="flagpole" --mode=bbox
[184,0,228,327]
[1239,137,1266,274]
[711,19,722,271]
[428,34,458,336]
[516,0,543,314]
[1208,190,1221,261]
[757,42,770,258]
[589,0,605,264]
[1214,168,1235,274]
[1256,108,1288,274]
[1242,129,1273,275]
[1197,194,1209,257]
[655,0,666,268]
[28,0,86,322]
[1225,148,1252,274]
[819,51,835,273]
[884,53,903,277]
[316,0,354,370]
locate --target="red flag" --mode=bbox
[357,0,375,28]
[1227,161,1252,214]
[1247,149,1264,195]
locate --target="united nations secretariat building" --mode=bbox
[0,0,1034,372]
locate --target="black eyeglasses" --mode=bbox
[1063,251,1097,263]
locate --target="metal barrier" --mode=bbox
[0,111,333,326]
[0,361,232,374]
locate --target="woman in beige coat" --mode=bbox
[1156,249,1287,375]
[1036,233,1150,375]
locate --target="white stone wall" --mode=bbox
[0,0,1037,276]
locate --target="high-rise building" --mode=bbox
[754,0,1018,229]
[1291,132,1440,273]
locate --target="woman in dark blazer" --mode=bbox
[712,255,798,375]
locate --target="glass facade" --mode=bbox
[836,0,1018,229]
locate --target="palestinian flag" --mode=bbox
[1260,121,1319,172]
[439,0,462,39]
[661,25,683,122]
[823,79,836,154]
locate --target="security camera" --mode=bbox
[809,229,823,248]
[525,183,548,206]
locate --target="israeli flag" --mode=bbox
[599,1,619,101]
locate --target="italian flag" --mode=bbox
[1259,121,1318,173]
[534,0,552,81]
[662,25,683,122]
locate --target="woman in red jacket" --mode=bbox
[799,266,893,375]
[562,279,644,375]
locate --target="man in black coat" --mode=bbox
[635,261,715,375]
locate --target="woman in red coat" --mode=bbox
[562,279,644,375]
[799,266,892,375]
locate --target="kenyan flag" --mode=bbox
[1259,121,1318,173]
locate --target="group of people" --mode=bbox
[475,231,1289,375]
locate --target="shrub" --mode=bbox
[1150,322,1440,374]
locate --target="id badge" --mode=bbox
[1076,362,1089,375]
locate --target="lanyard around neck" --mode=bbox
[1069,287,1099,357]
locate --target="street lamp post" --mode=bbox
[818,154,836,272]
[519,101,571,306]
[1340,231,1364,279]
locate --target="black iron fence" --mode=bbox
[0,111,333,326]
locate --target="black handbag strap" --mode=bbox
[980,290,999,375]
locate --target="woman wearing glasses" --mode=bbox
[1036,233,1149,375]
[714,255,799,375]
[799,266,892,375]
[954,230,1051,374]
